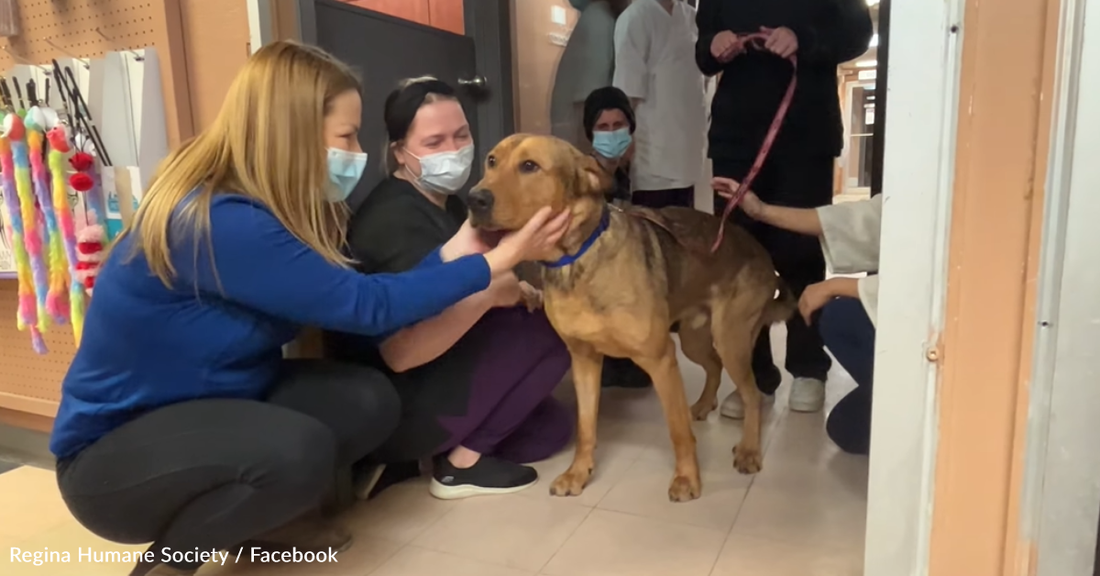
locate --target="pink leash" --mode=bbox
[710,31,798,253]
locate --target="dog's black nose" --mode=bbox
[467,189,494,214]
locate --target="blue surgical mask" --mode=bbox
[408,144,475,195]
[326,148,368,202]
[592,128,632,159]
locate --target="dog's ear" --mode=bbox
[574,151,613,198]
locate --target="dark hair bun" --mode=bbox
[383,77,457,142]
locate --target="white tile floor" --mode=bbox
[0,326,868,576]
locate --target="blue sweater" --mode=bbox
[50,194,491,459]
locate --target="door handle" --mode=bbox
[458,75,488,91]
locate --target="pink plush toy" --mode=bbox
[75,223,105,295]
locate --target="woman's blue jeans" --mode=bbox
[818,297,876,455]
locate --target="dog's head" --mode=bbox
[467,134,611,231]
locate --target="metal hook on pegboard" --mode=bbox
[94,28,144,62]
[0,44,51,74]
[44,38,90,70]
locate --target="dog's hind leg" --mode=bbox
[678,314,724,421]
[550,343,603,498]
[634,339,702,502]
[711,300,766,475]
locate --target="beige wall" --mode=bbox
[511,0,578,134]
[928,0,1059,571]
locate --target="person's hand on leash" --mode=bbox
[711,31,743,63]
[760,26,798,59]
[711,177,766,220]
[485,207,572,273]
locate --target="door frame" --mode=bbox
[864,0,964,573]
[289,0,515,148]
[1019,0,1099,573]
[840,79,876,197]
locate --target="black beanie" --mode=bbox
[582,86,636,142]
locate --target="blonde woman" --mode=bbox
[49,41,567,576]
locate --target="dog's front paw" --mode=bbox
[519,281,544,312]
[732,444,763,475]
[668,473,702,502]
[550,468,591,497]
[690,398,717,421]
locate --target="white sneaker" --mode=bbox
[789,377,826,413]
[719,390,774,420]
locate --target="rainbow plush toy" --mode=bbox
[25,112,68,326]
[46,126,85,344]
[8,114,50,341]
[0,114,46,353]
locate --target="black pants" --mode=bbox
[633,185,694,209]
[55,360,400,566]
[818,298,875,455]
[713,155,833,391]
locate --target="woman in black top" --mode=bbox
[330,78,572,500]
[695,0,873,418]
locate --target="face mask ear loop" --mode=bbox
[402,148,426,181]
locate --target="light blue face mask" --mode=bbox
[592,128,632,159]
[569,0,592,10]
[326,148,368,202]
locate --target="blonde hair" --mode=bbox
[119,40,361,287]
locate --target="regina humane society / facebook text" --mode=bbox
[8,545,343,567]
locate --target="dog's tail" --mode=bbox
[763,277,798,325]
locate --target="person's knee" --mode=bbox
[272,418,340,495]
[826,409,871,456]
[817,297,861,347]
[340,369,402,459]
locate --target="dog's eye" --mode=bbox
[486,155,496,168]
[520,160,540,174]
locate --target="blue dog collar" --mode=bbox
[541,207,610,269]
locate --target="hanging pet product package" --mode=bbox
[0,0,19,38]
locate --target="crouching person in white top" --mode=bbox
[714,177,880,455]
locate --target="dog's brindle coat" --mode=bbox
[469,135,795,502]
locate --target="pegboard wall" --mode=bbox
[0,0,252,422]
[0,282,77,416]
[0,0,196,146]
[1,0,161,60]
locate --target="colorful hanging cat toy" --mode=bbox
[3,103,52,352]
[46,124,89,342]
[75,212,104,295]
[0,110,44,353]
[0,72,97,352]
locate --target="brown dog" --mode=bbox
[468,135,795,502]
